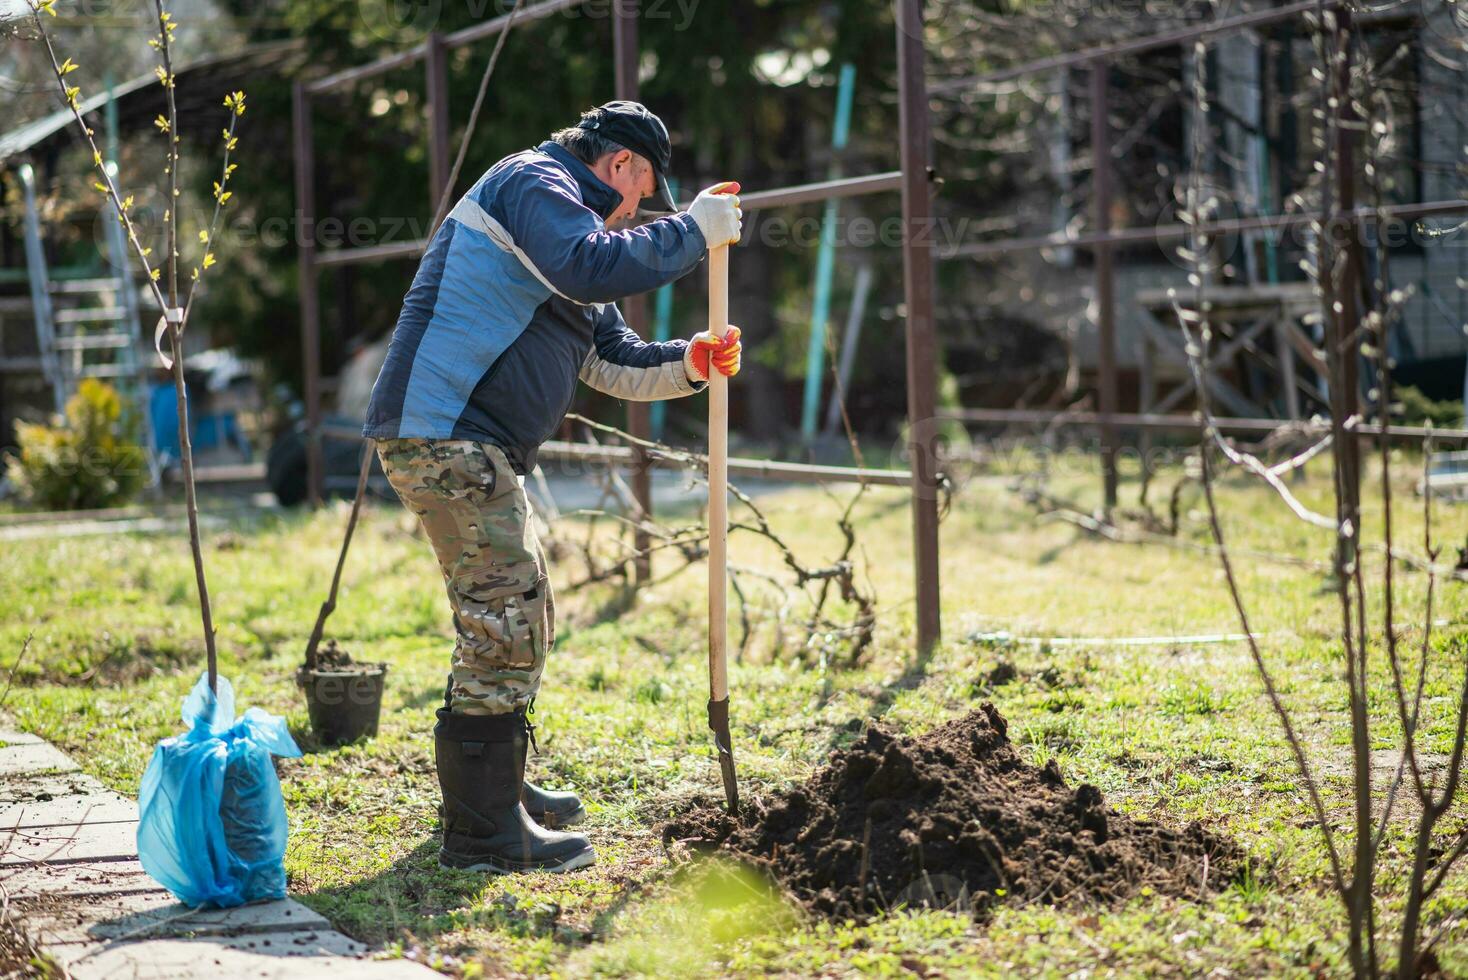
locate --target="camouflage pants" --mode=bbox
[375,438,554,716]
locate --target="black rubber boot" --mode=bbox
[521,703,587,828]
[439,675,585,828]
[523,781,586,829]
[434,708,595,874]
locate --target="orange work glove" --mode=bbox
[685,325,742,382]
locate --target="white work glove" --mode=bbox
[686,181,743,248]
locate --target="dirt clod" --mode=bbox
[310,638,356,670]
[985,660,1018,686]
[663,704,1237,921]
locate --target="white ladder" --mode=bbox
[17,161,159,488]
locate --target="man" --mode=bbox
[363,101,742,875]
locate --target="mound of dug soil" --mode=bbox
[663,703,1237,920]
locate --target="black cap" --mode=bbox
[577,101,677,213]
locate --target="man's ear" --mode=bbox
[612,148,634,174]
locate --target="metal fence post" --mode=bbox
[293,81,324,508]
[896,0,942,655]
[614,0,654,584]
[1090,60,1119,512]
[426,31,452,215]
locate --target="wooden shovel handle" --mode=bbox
[708,244,729,702]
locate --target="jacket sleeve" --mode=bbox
[493,160,707,305]
[579,303,706,401]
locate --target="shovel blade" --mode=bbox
[707,696,740,816]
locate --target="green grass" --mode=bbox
[2,448,1467,977]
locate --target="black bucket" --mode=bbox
[296,664,388,746]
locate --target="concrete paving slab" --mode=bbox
[0,742,79,775]
[0,771,108,803]
[21,894,330,945]
[1,857,165,898]
[0,726,443,977]
[0,819,138,866]
[0,774,137,828]
[56,931,446,979]
[0,729,44,746]
[19,891,180,947]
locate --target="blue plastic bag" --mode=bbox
[137,672,301,908]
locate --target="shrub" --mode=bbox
[1395,383,1463,429]
[5,379,147,510]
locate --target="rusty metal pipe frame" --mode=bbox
[304,0,590,96]
[896,0,942,655]
[323,425,914,486]
[1090,61,1119,511]
[929,0,1336,94]
[944,409,1468,444]
[940,198,1468,262]
[292,0,959,652]
[536,442,914,487]
[614,0,655,585]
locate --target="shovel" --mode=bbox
[706,240,739,817]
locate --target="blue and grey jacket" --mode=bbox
[363,140,709,472]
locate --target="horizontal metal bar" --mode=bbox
[445,0,587,50]
[721,456,911,487]
[929,0,1330,93]
[536,440,637,463]
[48,278,127,294]
[313,239,427,268]
[718,172,903,210]
[942,198,1468,260]
[306,0,588,95]
[310,172,909,270]
[53,334,133,350]
[53,307,127,323]
[305,45,424,95]
[945,408,1468,442]
[319,426,909,485]
[58,364,134,378]
[537,440,913,486]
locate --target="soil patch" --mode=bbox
[307,638,360,671]
[663,704,1239,921]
